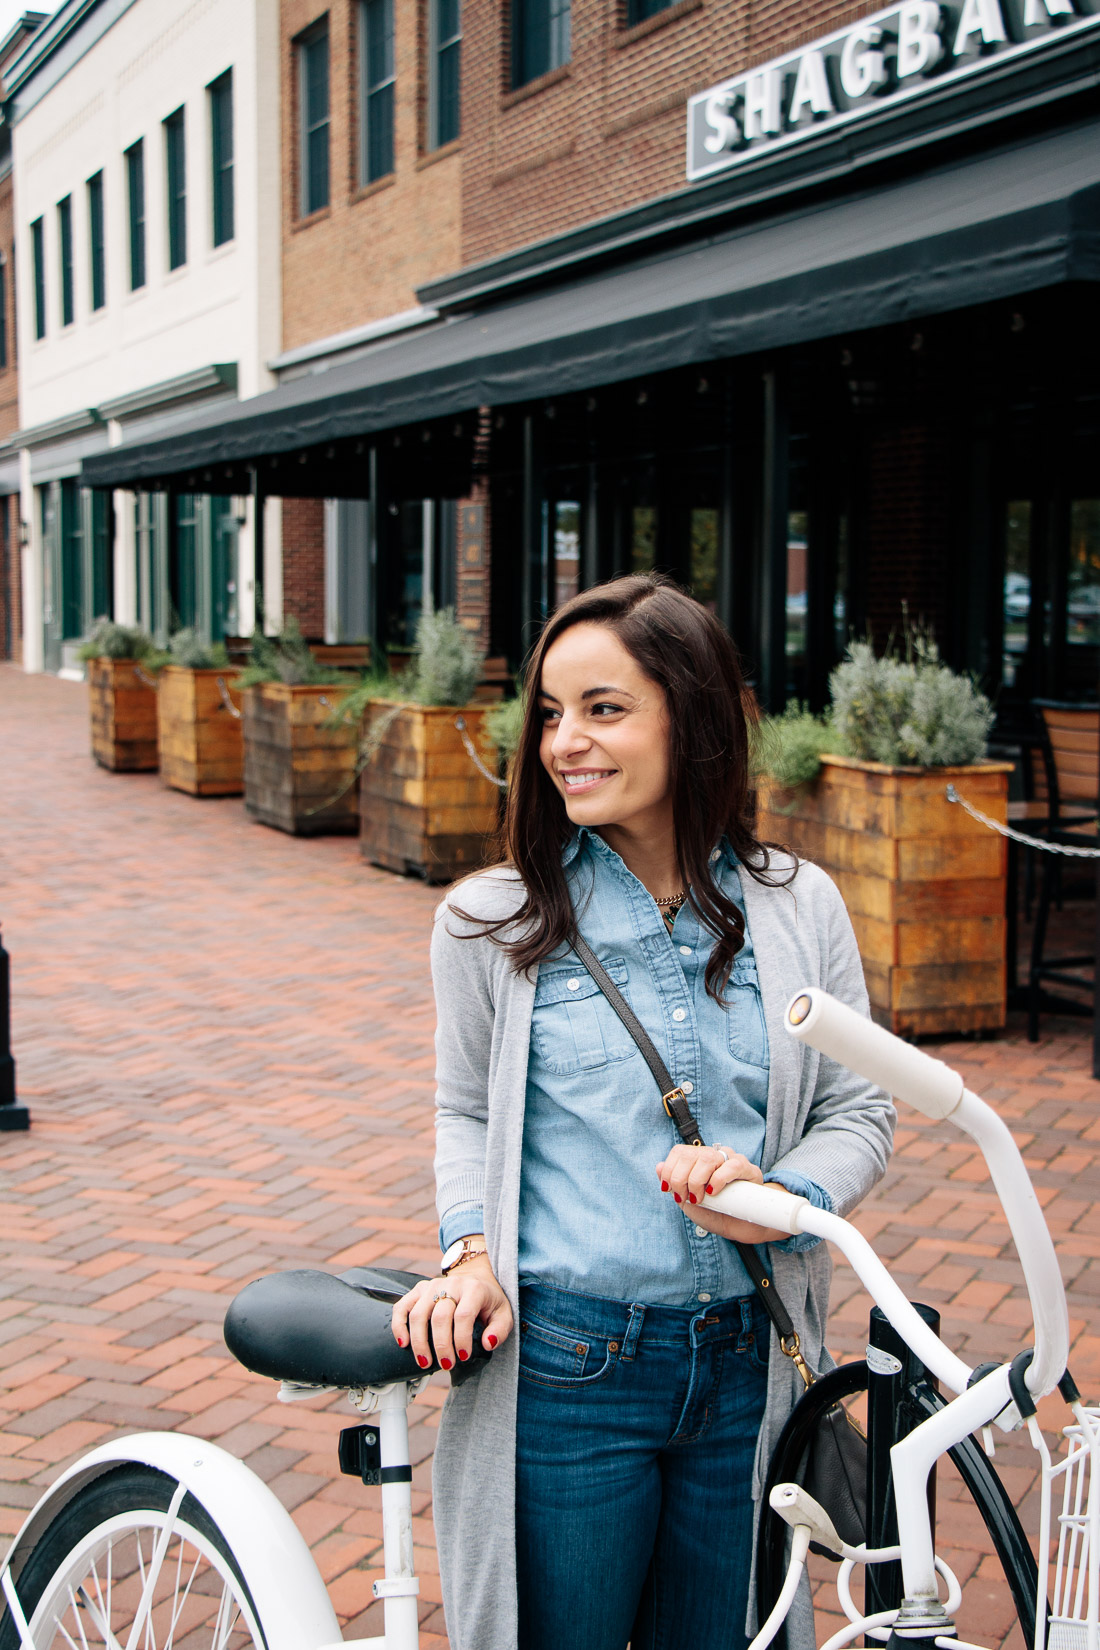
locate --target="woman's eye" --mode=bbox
[539,706,561,723]
[591,703,626,717]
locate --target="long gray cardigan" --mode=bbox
[430,853,895,1650]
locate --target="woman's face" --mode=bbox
[537,622,674,839]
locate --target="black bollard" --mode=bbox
[0,925,30,1130]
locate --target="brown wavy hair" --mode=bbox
[459,573,792,1001]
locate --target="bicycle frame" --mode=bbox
[713,987,1080,1649]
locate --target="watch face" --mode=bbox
[441,1239,467,1272]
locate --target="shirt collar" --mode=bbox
[562,828,739,872]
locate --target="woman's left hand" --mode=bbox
[655,1144,790,1244]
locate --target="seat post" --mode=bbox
[349,1381,420,1649]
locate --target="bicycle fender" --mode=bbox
[0,1431,341,1650]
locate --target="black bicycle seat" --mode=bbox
[223,1266,491,1389]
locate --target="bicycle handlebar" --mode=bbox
[780,988,1069,1398]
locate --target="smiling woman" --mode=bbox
[392,573,895,1650]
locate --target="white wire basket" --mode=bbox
[1040,1406,1100,1650]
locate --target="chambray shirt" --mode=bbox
[440,830,830,1307]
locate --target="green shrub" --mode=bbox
[407,606,485,707]
[483,693,525,762]
[753,702,843,789]
[77,619,155,663]
[233,618,347,688]
[829,637,993,767]
[164,629,230,671]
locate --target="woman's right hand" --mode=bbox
[391,1254,513,1372]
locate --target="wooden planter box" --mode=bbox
[157,665,244,797]
[242,682,359,835]
[757,754,1013,1038]
[360,701,500,884]
[88,657,158,772]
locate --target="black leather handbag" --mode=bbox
[572,933,868,1560]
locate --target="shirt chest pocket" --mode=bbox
[532,959,641,1076]
[726,953,769,1072]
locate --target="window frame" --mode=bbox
[87,172,106,311]
[428,0,461,150]
[511,0,571,89]
[208,71,234,248]
[623,0,676,23]
[0,256,8,370]
[163,106,187,271]
[359,0,395,183]
[31,216,45,339]
[296,20,331,217]
[125,139,146,291]
[57,195,74,326]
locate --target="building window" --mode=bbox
[209,71,234,246]
[360,0,394,181]
[297,22,330,215]
[31,216,45,338]
[164,107,187,270]
[87,173,105,310]
[429,0,461,149]
[57,195,74,325]
[624,0,675,21]
[511,0,570,88]
[125,139,146,290]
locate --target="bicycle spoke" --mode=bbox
[162,1542,202,1650]
[66,1581,91,1650]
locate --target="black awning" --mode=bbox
[82,117,1100,493]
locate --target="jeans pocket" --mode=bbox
[518,1315,616,1389]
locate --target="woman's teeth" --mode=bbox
[562,771,613,789]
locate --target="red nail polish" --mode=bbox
[661,1181,669,1192]
[396,1335,406,1347]
[440,1358,452,1370]
[486,1334,497,1349]
[689,1193,697,1204]
[705,1185,714,1195]
[674,1193,682,1203]
[458,1349,469,1362]
[417,1355,430,1368]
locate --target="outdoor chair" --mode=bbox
[1026,700,1100,1041]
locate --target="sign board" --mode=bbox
[687,0,1100,181]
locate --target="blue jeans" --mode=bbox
[515,1283,770,1650]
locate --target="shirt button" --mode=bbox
[567,978,580,991]
[710,849,720,863]
[672,1007,687,1022]
[679,945,691,956]
[698,1292,712,1302]
[681,1080,694,1094]
[693,1225,707,1239]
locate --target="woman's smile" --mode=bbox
[559,766,617,792]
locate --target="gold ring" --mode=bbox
[433,1289,452,1303]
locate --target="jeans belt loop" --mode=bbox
[620,1302,646,1362]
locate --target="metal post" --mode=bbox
[866,1302,940,1619]
[249,466,264,628]
[0,925,30,1131]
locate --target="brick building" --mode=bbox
[87,0,1100,715]
[0,10,46,664]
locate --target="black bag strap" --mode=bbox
[571,931,808,1369]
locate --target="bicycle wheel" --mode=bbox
[1,1463,267,1650]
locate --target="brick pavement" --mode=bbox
[2,663,1100,1648]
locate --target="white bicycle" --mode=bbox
[0,989,1094,1650]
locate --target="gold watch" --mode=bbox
[440,1236,487,1274]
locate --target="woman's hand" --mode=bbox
[391,1253,513,1372]
[655,1144,790,1244]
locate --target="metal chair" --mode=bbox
[1026,700,1100,1041]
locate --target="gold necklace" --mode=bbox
[653,889,686,908]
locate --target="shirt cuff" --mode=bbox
[765,1170,833,1253]
[439,1203,485,1252]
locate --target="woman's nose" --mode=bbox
[551,713,589,757]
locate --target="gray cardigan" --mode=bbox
[430,854,894,1650]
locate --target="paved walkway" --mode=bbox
[2,664,1099,1648]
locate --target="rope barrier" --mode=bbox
[216,675,242,720]
[945,784,1100,858]
[455,715,507,790]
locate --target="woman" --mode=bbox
[392,574,894,1650]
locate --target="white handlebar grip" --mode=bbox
[785,988,964,1120]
